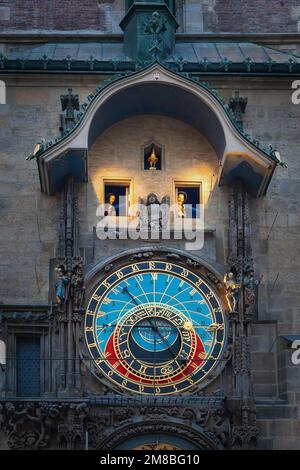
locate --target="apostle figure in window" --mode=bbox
[176,191,187,218]
[104,193,116,216]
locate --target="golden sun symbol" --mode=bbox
[183,320,193,331]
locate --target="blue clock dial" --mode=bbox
[84,260,227,395]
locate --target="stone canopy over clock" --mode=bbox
[84,250,229,395]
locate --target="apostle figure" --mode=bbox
[176,191,187,218]
[104,193,116,216]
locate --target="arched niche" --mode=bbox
[36,63,280,197]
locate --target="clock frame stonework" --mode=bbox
[84,254,229,396]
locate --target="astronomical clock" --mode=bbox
[84,256,228,396]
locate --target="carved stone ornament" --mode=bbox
[0,400,258,450]
[0,402,89,450]
[144,12,167,59]
[1,402,59,450]
[83,404,233,450]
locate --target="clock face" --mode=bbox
[85,260,227,395]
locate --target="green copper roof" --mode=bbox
[1,40,300,74]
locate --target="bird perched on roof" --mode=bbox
[26,139,45,160]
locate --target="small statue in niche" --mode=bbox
[104,193,116,216]
[243,267,259,315]
[55,265,69,308]
[176,191,187,218]
[139,192,170,231]
[224,271,241,313]
[148,147,159,170]
[71,263,85,312]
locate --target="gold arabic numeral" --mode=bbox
[108,370,114,377]
[173,384,179,392]
[149,261,156,270]
[102,280,110,289]
[86,309,94,316]
[155,387,161,394]
[122,379,128,386]
[85,326,93,332]
[165,263,172,271]
[181,269,189,278]
[195,279,204,287]
[139,385,145,393]
[116,270,124,279]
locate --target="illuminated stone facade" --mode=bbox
[0,0,300,451]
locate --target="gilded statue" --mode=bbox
[224,271,241,313]
[148,147,159,170]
